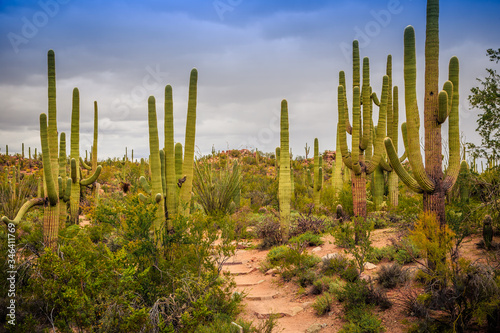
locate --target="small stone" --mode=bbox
[289,306,303,316]
[312,246,322,252]
[364,262,377,270]
[306,323,324,333]
[321,253,340,261]
[265,267,279,275]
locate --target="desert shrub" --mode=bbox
[337,181,354,217]
[290,206,326,236]
[339,309,384,333]
[369,245,396,263]
[266,245,289,266]
[254,214,282,248]
[288,231,324,247]
[321,254,359,282]
[376,263,410,289]
[312,292,334,315]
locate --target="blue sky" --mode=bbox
[1,0,499,160]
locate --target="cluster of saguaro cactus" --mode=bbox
[139,69,198,240]
[337,40,389,219]
[68,88,102,224]
[279,99,292,240]
[384,0,461,226]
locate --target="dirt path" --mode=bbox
[224,229,496,332]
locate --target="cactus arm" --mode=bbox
[379,157,393,172]
[404,26,435,193]
[360,57,371,151]
[40,113,58,206]
[79,156,92,170]
[443,56,461,192]
[351,86,362,175]
[159,149,166,196]
[437,90,449,124]
[175,142,183,181]
[366,75,389,175]
[384,138,423,193]
[70,158,77,183]
[63,178,71,202]
[2,198,44,226]
[81,165,102,186]
[178,69,198,214]
[339,71,352,135]
[337,85,353,169]
[371,92,380,107]
[139,193,149,203]
[139,176,151,195]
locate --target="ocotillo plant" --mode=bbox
[279,99,292,241]
[178,69,198,215]
[384,0,461,226]
[338,41,389,220]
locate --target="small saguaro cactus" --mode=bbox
[313,138,322,209]
[483,215,493,250]
[384,0,461,226]
[279,99,292,241]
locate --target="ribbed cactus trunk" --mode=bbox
[59,132,67,228]
[333,131,344,195]
[313,138,321,209]
[40,113,59,249]
[372,165,384,210]
[92,101,98,173]
[148,96,166,243]
[279,100,291,241]
[69,88,80,225]
[178,69,198,216]
[164,85,177,225]
[44,50,59,248]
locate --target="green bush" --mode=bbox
[376,263,409,289]
[289,231,324,247]
[312,292,334,315]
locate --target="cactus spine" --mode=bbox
[338,41,389,220]
[178,69,198,215]
[384,0,461,226]
[279,99,291,241]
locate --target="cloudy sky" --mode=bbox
[1,0,499,160]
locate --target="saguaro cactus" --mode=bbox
[338,41,389,219]
[164,85,177,219]
[384,0,460,226]
[69,88,102,224]
[178,69,198,215]
[313,138,322,209]
[279,99,291,241]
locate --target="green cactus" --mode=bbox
[178,69,198,215]
[175,142,183,182]
[92,101,98,173]
[279,99,291,241]
[483,215,493,250]
[337,41,389,220]
[139,96,166,242]
[333,131,344,196]
[22,143,24,158]
[58,132,69,227]
[5,145,8,155]
[69,88,102,224]
[313,138,322,209]
[164,85,177,220]
[384,0,461,226]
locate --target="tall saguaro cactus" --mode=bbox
[178,69,198,215]
[384,0,460,226]
[279,99,291,241]
[338,41,389,219]
[164,85,177,219]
